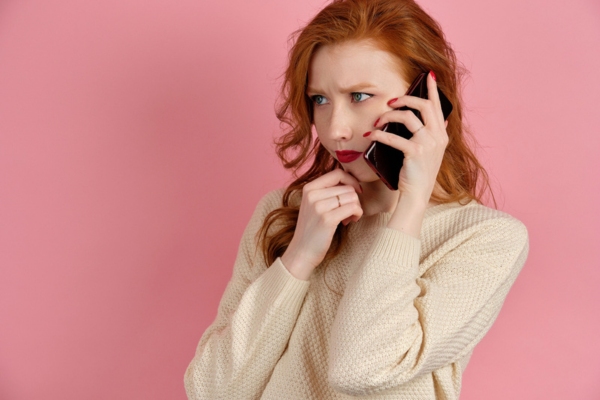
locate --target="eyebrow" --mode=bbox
[306,82,377,94]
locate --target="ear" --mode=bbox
[444,120,448,128]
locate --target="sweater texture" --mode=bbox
[184,188,529,399]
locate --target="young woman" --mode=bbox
[184,0,529,398]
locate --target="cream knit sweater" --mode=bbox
[184,188,529,399]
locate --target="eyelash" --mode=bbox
[351,92,372,103]
[310,92,373,106]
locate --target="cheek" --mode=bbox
[312,113,329,139]
[350,100,386,129]
[311,124,322,143]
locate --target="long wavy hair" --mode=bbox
[258,0,495,269]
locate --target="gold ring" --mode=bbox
[336,195,342,208]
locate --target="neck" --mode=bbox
[358,180,400,216]
[358,180,442,217]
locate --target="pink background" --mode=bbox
[1,0,599,399]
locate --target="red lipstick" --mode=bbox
[335,150,363,163]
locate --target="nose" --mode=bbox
[325,105,353,141]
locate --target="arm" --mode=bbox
[327,211,529,396]
[184,190,310,400]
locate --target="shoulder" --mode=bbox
[252,187,286,217]
[235,188,287,268]
[243,188,287,234]
[465,201,528,241]
[433,199,527,234]
[426,200,529,256]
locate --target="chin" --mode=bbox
[341,162,380,183]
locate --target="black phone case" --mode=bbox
[363,72,453,190]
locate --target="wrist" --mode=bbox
[397,191,430,209]
[281,247,314,281]
[387,194,428,238]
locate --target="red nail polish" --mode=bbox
[387,98,398,106]
[363,131,371,137]
[374,118,380,127]
[430,70,436,81]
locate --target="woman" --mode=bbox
[184,0,529,398]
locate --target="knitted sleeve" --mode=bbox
[184,189,310,400]
[327,210,529,396]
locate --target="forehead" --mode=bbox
[308,39,407,89]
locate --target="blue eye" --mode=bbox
[311,95,328,105]
[352,92,372,102]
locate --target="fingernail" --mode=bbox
[374,118,380,127]
[363,131,371,137]
[387,98,398,106]
[430,70,436,81]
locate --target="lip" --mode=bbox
[335,150,363,163]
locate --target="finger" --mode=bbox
[312,190,360,215]
[426,70,442,111]
[374,109,424,134]
[341,215,359,226]
[425,71,450,143]
[305,185,358,204]
[304,168,362,194]
[327,202,363,226]
[367,128,417,154]
[377,96,441,129]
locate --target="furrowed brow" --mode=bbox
[307,82,377,94]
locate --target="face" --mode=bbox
[307,39,411,183]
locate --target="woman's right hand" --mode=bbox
[281,169,363,280]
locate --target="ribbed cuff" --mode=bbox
[257,257,310,309]
[369,227,421,267]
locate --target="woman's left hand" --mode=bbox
[368,72,449,205]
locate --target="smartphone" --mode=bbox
[363,71,453,190]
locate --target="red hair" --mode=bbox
[258,0,496,268]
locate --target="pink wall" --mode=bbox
[1,0,598,399]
